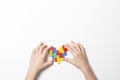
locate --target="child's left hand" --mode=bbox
[26,42,53,80]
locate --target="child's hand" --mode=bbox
[63,41,97,80]
[25,41,96,80]
[63,41,89,71]
[29,42,53,72]
[26,42,53,80]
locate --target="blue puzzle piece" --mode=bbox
[62,52,67,58]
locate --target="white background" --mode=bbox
[0,0,120,80]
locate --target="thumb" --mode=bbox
[44,60,53,68]
[63,58,74,64]
[45,60,53,67]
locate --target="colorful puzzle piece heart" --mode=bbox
[48,45,68,64]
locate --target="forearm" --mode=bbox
[81,65,97,80]
[25,67,38,80]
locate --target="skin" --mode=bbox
[25,42,97,80]
[25,42,53,80]
[63,41,97,80]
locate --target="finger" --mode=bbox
[32,49,35,55]
[44,60,53,68]
[38,42,44,49]
[38,44,47,54]
[34,47,39,54]
[66,43,79,55]
[41,46,49,58]
[31,49,36,59]
[34,42,44,54]
[71,41,81,52]
[77,42,85,53]
[76,43,88,58]
[63,58,74,65]
[65,44,76,57]
[37,42,44,52]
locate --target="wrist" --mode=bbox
[29,66,38,74]
[25,67,38,80]
[79,64,91,72]
[80,64,93,74]
[80,65,97,80]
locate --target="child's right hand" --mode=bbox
[63,41,89,71]
[63,41,97,80]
